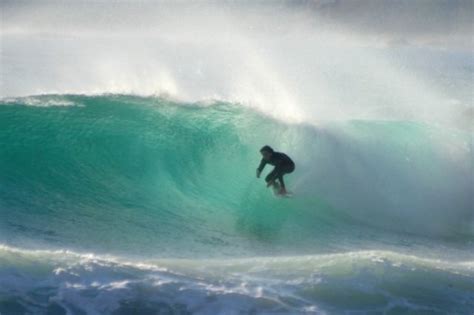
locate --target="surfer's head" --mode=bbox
[260,145,273,160]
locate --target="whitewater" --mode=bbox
[1,2,473,314]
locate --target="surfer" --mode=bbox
[256,145,295,195]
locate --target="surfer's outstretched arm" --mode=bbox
[256,159,267,178]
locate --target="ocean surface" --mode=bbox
[1,1,473,314]
[0,95,473,314]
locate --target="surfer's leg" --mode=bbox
[278,163,294,193]
[267,167,288,194]
[265,168,279,188]
[278,173,285,189]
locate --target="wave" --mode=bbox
[0,244,473,314]
[1,95,472,259]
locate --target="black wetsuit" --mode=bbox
[257,152,295,189]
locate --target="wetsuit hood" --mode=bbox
[260,145,274,153]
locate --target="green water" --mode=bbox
[0,95,473,314]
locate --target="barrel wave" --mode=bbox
[0,94,473,314]
[2,1,474,313]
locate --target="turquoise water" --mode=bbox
[0,95,473,314]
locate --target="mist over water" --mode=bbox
[1,1,473,314]
[2,1,472,126]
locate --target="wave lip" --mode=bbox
[1,95,80,107]
[1,244,473,314]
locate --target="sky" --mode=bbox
[1,0,472,50]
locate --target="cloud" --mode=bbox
[1,0,472,50]
[305,0,473,49]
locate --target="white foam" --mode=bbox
[0,243,472,276]
[0,244,473,314]
[1,96,80,107]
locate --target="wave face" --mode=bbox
[0,95,473,313]
[1,95,472,255]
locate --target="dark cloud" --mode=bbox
[305,0,473,47]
